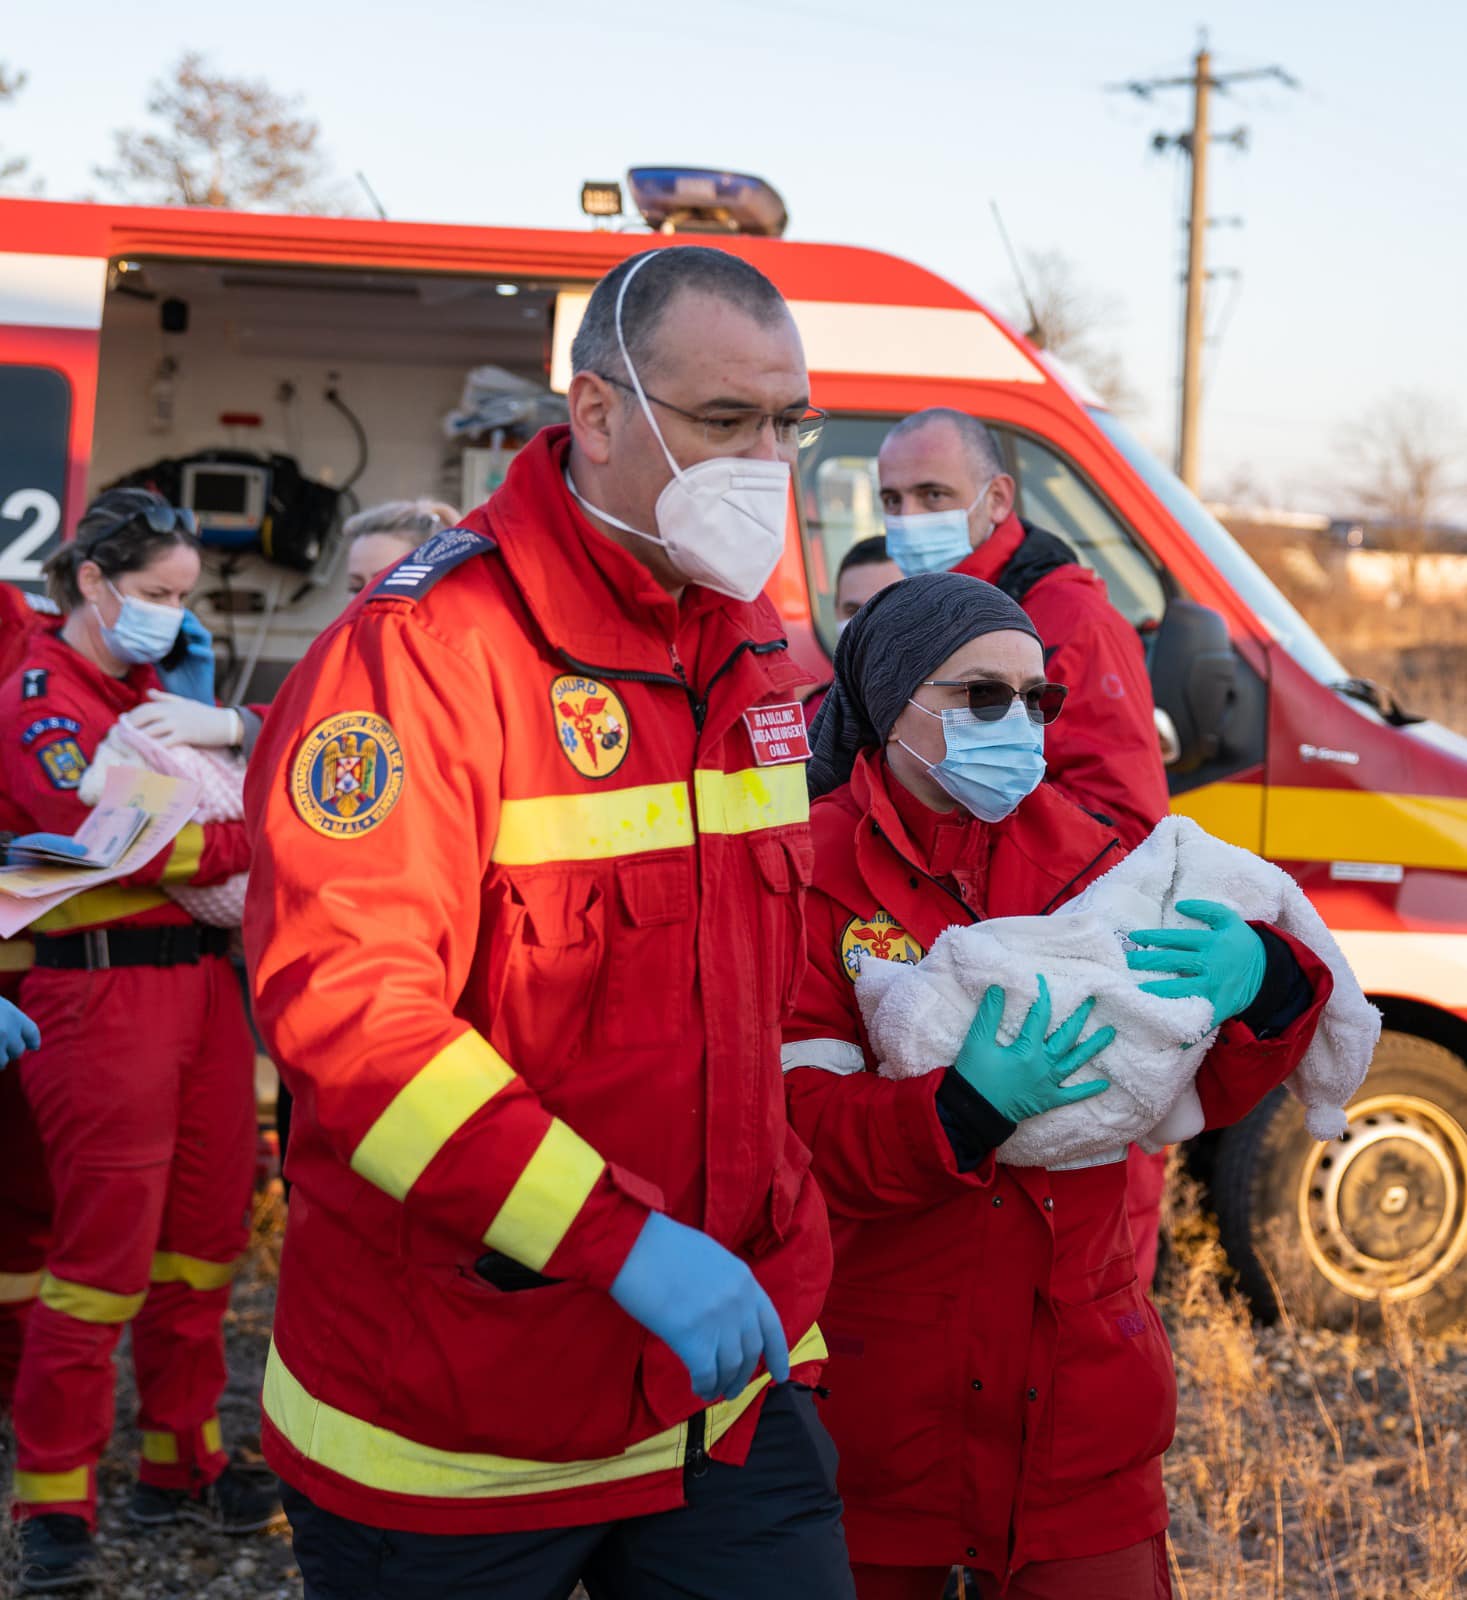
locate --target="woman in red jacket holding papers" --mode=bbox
[0,489,277,1594]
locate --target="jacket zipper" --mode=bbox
[1037,838,1123,915]
[558,636,789,735]
[871,820,984,923]
[684,1407,709,1479]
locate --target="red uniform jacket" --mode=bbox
[0,630,249,933]
[782,751,1331,1576]
[0,583,45,686]
[957,514,1169,849]
[244,428,831,1536]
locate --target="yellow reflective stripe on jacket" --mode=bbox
[38,1270,145,1325]
[351,1030,516,1202]
[14,1466,90,1505]
[151,1251,240,1291]
[482,1119,604,1272]
[32,885,171,932]
[0,1269,42,1304]
[694,765,809,836]
[263,1325,827,1500]
[161,822,205,884]
[0,938,34,972]
[492,782,693,866]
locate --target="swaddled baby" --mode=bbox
[855,814,1380,1168]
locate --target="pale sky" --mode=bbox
[4,0,1462,512]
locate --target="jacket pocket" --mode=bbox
[482,868,606,1091]
[817,1285,960,1523]
[750,829,815,1026]
[388,1260,642,1461]
[1039,1275,1178,1498]
[601,853,694,1049]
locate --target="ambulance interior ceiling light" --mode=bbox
[625,168,788,238]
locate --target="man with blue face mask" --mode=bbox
[877,410,1167,855]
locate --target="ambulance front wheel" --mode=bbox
[1213,1031,1467,1333]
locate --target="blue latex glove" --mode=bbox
[953,977,1114,1123]
[155,609,217,705]
[0,996,40,1066]
[610,1211,791,1402]
[1125,899,1267,1025]
[7,833,91,862]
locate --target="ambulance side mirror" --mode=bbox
[1148,599,1238,774]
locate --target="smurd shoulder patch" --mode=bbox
[367,527,497,605]
[839,910,924,982]
[291,712,406,838]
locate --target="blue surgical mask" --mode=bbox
[883,478,993,577]
[898,698,1046,822]
[95,580,184,665]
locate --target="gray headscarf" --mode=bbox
[807,572,1041,799]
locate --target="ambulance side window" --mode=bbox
[998,430,1167,629]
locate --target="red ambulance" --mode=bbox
[1,174,1463,1327]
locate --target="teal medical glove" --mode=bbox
[610,1211,791,1403]
[952,977,1114,1123]
[1125,898,1267,1025]
[0,997,40,1066]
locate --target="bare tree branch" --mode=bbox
[95,52,353,214]
[1338,390,1466,597]
[1005,249,1144,414]
[0,61,34,193]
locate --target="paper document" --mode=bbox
[0,767,202,937]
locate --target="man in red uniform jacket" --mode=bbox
[879,407,1172,1279]
[245,247,854,1599]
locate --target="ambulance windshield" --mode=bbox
[1088,408,1352,690]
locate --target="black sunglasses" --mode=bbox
[921,679,1069,725]
[84,502,198,550]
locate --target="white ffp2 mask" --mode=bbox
[566,254,791,603]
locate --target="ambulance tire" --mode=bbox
[1214,1031,1467,1334]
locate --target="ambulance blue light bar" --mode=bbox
[625,168,789,238]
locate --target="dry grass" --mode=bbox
[1159,1173,1467,1599]
[7,1177,1467,1598]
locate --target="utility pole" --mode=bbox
[1178,48,1211,491]
[1111,37,1297,490]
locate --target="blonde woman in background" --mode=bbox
[343,498,461,600]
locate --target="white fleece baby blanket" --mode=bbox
[79,719,248,928]
[854,814,1380,1168]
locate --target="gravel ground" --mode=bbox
[4,1186,1465,1600]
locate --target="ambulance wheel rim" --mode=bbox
[1297,1094,1467,1303]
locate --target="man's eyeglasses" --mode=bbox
[922,679,1069,726]
[598,374,826,451]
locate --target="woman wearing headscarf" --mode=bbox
[784,572,1332,1600]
